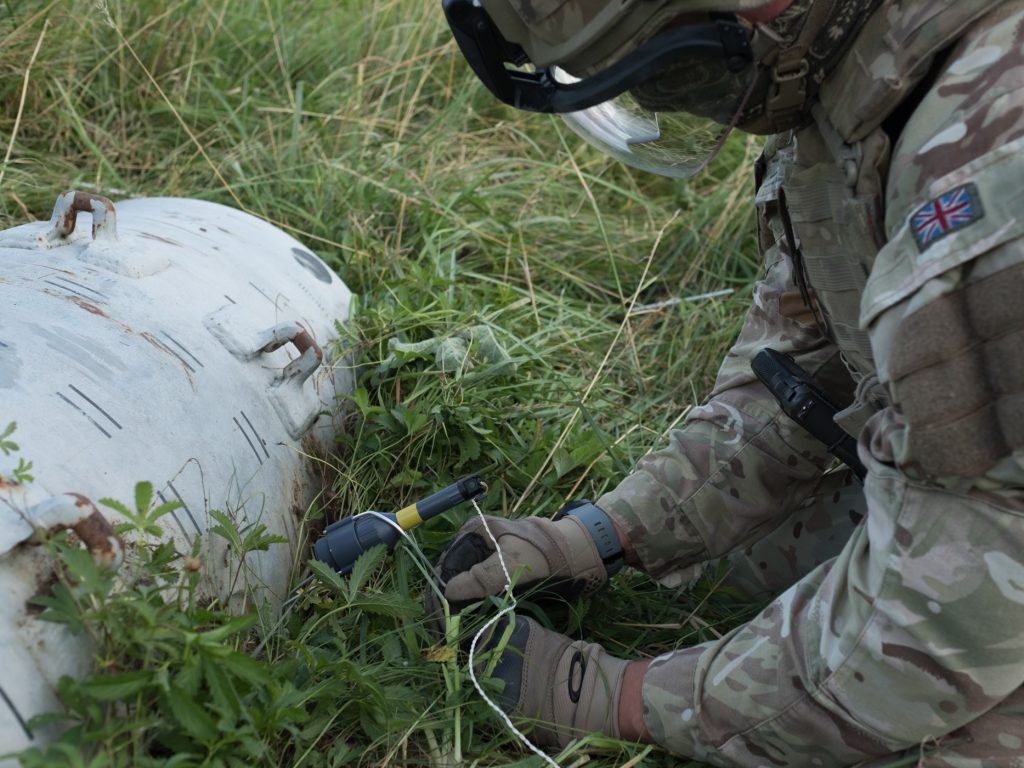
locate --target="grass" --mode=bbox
[1,1,763,765]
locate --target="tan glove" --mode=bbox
[484,615,629,747]
[437,514,610,607]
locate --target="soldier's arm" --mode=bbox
[634,11,1024,764]
[596,135,852,586]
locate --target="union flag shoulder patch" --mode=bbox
[911,183,984,252]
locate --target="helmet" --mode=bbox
[471,0,776,75]
[443,0,880,177]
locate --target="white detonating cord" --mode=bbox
[362,504,563,768]
[465,498,562,768]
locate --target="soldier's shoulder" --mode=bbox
[885,4,1024,235]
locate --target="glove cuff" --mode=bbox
[558,500,625,576]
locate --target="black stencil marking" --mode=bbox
[161,332,204,369]
[240,410,269,458]
[42,280,94,300]
[68,384,122,430]
[148,336,196,374]
[56,392,111,438]
[234,415,264,465]
[51,275,106,298]
[248,281,292,308]
[167,481,201,534]
[157,490,193,542]
[0,681,33,740]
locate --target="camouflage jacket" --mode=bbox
[598,1,1024,764]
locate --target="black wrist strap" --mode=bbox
[555,500,625,576]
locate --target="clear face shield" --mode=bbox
[442,0,757,178]
[555,62,757,177]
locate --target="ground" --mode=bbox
[1,1,764,765]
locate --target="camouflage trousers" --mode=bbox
[716,468,864,599]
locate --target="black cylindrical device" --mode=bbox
[313,475,485,576]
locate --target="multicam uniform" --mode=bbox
[595,1,1024,764]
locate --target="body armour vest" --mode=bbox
[754,0,1001,435]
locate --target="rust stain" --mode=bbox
[56,191,116,239]
[139,232,182,247]
[140,332,164,353]
[141,332,197,390]
[293,327,324,364]
[31,264,77,276]
[68,296,109,318]
[261,323,324,364]
[71,512,121,567]
[49,494,125,568]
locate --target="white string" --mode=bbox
[361,511,448,607]
[465,498,563,768]
[330,506,564,767]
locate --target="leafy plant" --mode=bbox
[0,421,18,456]
[0,423,34,483]
[99,481,183,539]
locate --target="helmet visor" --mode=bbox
[557,55,755,178]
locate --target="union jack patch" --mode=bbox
[911,183,984,252]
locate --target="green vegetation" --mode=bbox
[1,1,763,765]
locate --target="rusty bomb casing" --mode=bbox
[0,191,354,756]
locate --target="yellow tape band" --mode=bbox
[396,504,422,530]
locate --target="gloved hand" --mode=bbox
[436,511,613,608]
[483,615,629,747]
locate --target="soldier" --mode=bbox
[434,0,1024,765]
